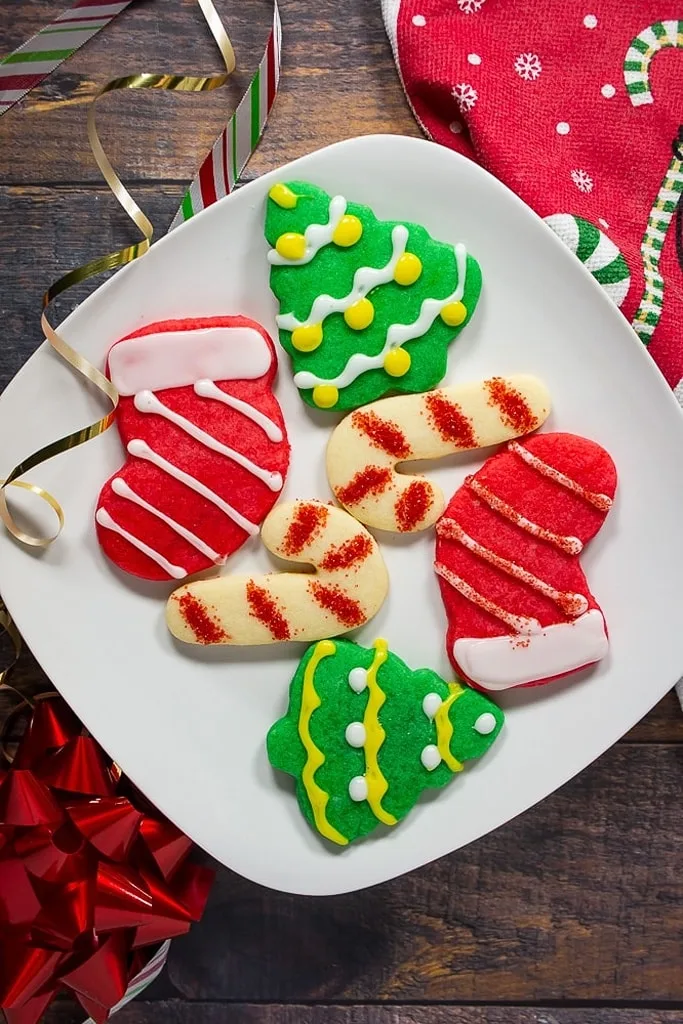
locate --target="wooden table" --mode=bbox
[1,2,683,1021]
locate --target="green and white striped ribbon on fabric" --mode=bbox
[623,19,683,107]
[544,214,631,308]
[0,0,134,117]
[170,2,282,229]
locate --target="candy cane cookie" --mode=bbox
[326,375,551,533]
[166,500,389,645]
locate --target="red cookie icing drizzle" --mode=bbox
[351,411,411,459]
[424,391,477,448]
[434,562,541,633]
[246,581,292,641]
[308,581,365,627]
[395,479,433,532]
[468,477,583,555]
[319,533,373,571]
[485,378,536,435]
[336,466,393,506]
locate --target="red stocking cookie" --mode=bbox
[95,317,290,582]
[434,433,617,691]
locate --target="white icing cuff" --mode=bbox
[108,326,273,394]
[453,609,608,690]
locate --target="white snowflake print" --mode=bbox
[571,168,594,193]
[514,53,542,81]
[457,0,485,13]
[452,82,478,112]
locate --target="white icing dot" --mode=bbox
[412,14,426,25]
[583,13,598,28]
[349,775,368,801]
[467,53,481,65]
[421,745,442,771]
[556,122,570,135]
[599,218,610,229]
[449,120,463,134]
[601,84,615,98]
[348,667,367,693]
[473,712,497,736]
[345,722,366,748]
[422,693,443,720]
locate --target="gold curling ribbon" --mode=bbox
[0,0,237,548]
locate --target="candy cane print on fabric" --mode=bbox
[623,20,683,106]
[326,375,551,533]
[166,500,389,645]
[631,128,683,344]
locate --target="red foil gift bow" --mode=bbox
[0,695,214,1024]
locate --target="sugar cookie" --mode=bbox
[434,433,617,691]
[327,375,551,532]
[166,500,388,645]
[267,637,504,846]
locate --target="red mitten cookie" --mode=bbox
[95,316,290,582]
[434,433,617,691]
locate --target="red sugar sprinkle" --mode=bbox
[352,411,411,460]
[337,466,392,506]
[246,581,291,640]
[485,378,536,435]
[308,581,365,627]
[395,479,433,531]
[424,392,477,448]
[282,503,329,556]
[320,533,373,571]
[177,593,229,645]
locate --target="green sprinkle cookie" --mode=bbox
[264,181,482,412]
[267,637,504,846]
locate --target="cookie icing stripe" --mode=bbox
[134,390,283,491]
[434,561,542,634]
[194,379,284,442]
[107,326,273,395]
[111,478,224,564]
[454,609,609,690]
[361,639,398,827]
[297,640,349,846]
[268,195,347,266]
[292,243,468,392]
[467,477,583,555]
[127,439,260,536]
[437,518,589,617]
[508,441,613,511]
[434,683,465,774]
[276,225,409,331]
[96,508,186,579]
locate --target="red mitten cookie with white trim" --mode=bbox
[434,433,617,691]
[95,317,290,582]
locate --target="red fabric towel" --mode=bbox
[383,0,683,392]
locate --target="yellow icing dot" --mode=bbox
[383,347,411,377]
[291,323,323,352]
[275,232,307,261]
[332,215,363,247]
[344,297,374,331]
[393,252,422,286]
[312,385,339,409]
[269,183,298,209]
[440,301,467,326]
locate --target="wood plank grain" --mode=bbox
[0,0,419,185]
[166,744,683,1003]
[39,1004,683,1024]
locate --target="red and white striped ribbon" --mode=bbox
[0,0,134,117]
[170,1,282,227]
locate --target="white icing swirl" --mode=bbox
[268,195,347,266]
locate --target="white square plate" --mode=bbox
[2,135,683,895]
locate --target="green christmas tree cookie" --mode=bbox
[267,637,503,846]
[264,181,482,412]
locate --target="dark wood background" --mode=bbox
[1,1,683,1021]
